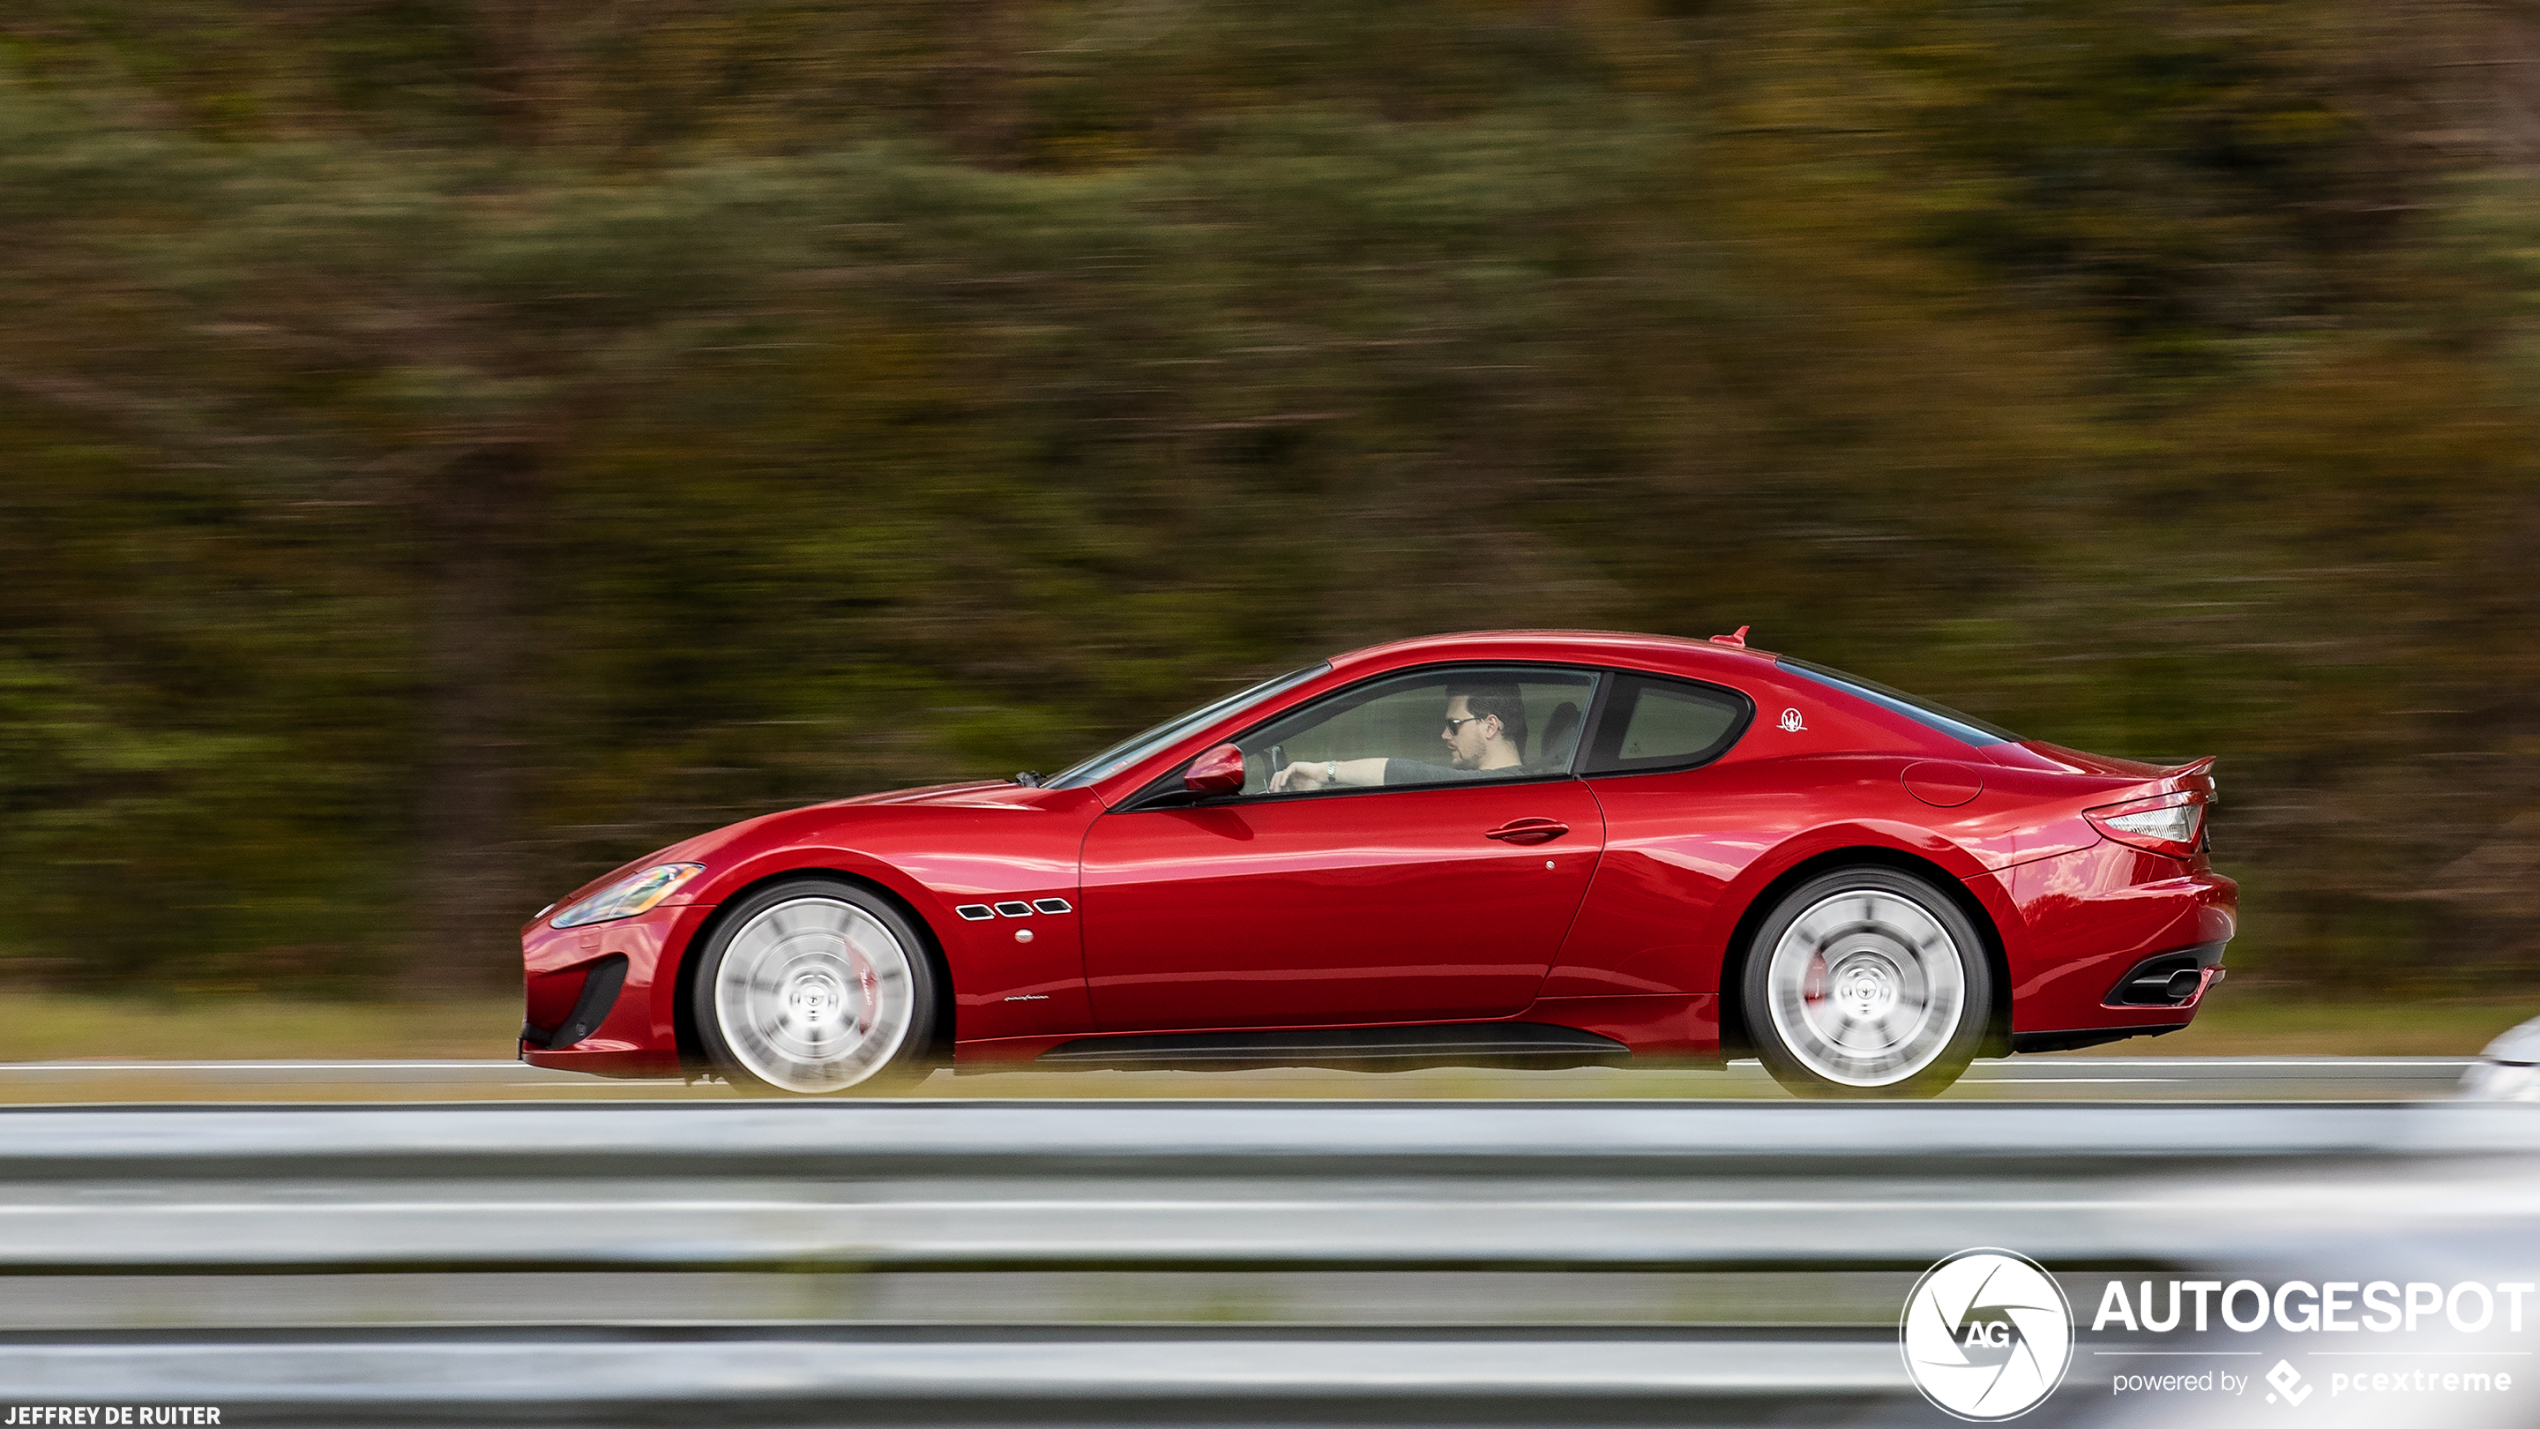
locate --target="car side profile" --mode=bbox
[519,629,2235,1097]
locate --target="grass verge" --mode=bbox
[0,992,522,1062]
[2065,991,2528,1058]
[0,987,2523,1064]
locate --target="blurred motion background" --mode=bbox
[4,0,2538,1011]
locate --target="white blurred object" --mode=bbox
[2456,1016,2540,1100]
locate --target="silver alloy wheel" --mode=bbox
[711,894,917,1093]
[1764,887,1968,1088]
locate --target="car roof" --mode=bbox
[1071,627,2035,802]
[1326,629,1781,680]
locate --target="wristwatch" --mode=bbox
[1325,761,1340,786]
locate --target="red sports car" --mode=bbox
[519,630,2234,1097]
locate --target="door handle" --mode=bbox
[1484,818,1569,845]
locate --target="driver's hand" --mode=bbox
[1272,762,1324,792]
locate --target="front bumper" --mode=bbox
[518,901,712,1077]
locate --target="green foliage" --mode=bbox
[1,0,2536,992]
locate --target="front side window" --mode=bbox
[1583,674,1751,776]
[1230,665,1600,797]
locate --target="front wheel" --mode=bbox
[1740,867,1992,1099]
[690,878,939,1094]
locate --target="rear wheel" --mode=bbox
[1740,867,1991,1099]
[690,877,939,1094]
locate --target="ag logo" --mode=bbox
[1901,1248,2074,1421]
[1778,707,1806,733]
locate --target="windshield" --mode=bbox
[1045,663,1332,789]
[1776,656,2022,747]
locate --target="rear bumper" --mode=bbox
[518,901,711,1078]
[1972,840,2237,1045]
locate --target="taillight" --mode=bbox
[2085,792,2207,859]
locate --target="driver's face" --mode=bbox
[1443,696,1491,768]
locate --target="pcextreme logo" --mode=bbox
[1901,1248,2076,1421]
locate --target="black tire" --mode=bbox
[1739,866,1991,1099]
[689,877,939,1095]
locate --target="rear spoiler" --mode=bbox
[2161,756,2217,800]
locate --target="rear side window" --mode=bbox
[1584,675,1751,776]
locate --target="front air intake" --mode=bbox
[522,954,629,1049]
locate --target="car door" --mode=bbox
[1078,665,1606,1031]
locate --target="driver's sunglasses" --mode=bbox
[1442,715,1482,733]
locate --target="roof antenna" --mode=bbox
[1709,626,1749,648]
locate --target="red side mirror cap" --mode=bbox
[1184,743,1245,794]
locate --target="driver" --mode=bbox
[1270,682,1529,791]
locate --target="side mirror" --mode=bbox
[1183,743,1245,794]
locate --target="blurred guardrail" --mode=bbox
[4,1100,2538,1426]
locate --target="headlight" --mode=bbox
[549,863,705,928]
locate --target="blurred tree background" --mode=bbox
[3,0,2538,996]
